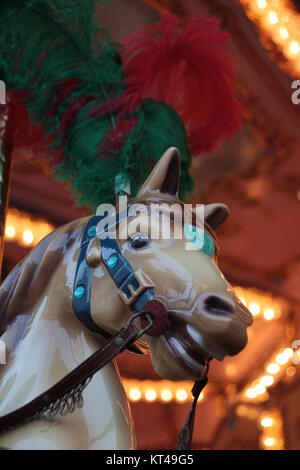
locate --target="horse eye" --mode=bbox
[129,234,149,250]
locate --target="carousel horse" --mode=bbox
[0,148,252,449]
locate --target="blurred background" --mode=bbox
[1,0,300,450]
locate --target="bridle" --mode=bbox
[0,213,209,450]
[72,214,156,353]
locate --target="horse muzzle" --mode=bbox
[189,291,252,357]
[161,291,252,370]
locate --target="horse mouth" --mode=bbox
[162,329,210,376]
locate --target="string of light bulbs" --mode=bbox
[240,0,300,76]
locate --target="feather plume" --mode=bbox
[0,1,194,208]
[0,3,241,210]
[123,14,243,155]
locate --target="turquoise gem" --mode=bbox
[108,254,119,269]
[74,285,85,299]
[202,232,215,257]
[88,225,97,238]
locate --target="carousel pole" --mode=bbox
[0,91,13,280]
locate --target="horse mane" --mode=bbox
[0,218,86,335]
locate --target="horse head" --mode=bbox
[84,147,253,380]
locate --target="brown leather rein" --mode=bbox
[0,309,209,449]
[0,312,152,435]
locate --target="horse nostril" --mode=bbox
[204,295,234,316]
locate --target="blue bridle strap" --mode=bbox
[72,214,154,354]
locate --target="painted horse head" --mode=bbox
[0,147,253,449]
[85,147,253,380]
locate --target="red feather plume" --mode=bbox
[1,92,54,162]
[122,14,243,155]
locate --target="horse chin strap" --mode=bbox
[142,301,210,450]
[176,361,210,450]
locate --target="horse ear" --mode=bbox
[204,203,229,230]
[137,147,180,197]
[86,237,102,267]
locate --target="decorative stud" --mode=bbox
[107,254,119,269]
[74,285,85,299]
[88,225,97,238]
[141,299,168,336]
[202,232,215,257]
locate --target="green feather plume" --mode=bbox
[0,0,193,210]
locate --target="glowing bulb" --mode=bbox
[263,437,276,447]
[5,225,16,239]
[245,388,257,399]
[283,348,293,359]
[176,388,188,402]
[266,363,280,374]
[23,230,34,245]
[161,389,172,402]
[145,389,157,402]
[268,11,278,25]
[129,387,141,402]
[199,391,204,401]
[249,302,261,316]
[276,348,293,365]
[289,41,300,56]
[264,308,275,320]
[276,353,288,365]
[254,383,266,395]
[261,417,273,428]
[257,0,267,9]
[260,375,274,387]
[279,27,289,40]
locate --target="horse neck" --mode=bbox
[0,218,109,413]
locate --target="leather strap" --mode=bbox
[72,214,144,354]
[176,363,209,450]
[72,216,104,334]
[100,219,155,313]
[72,212,155,354]
[0,313,152,434]
[0,309,209,450]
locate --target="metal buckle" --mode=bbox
[127,311,154,339]
[118,269,154,306]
